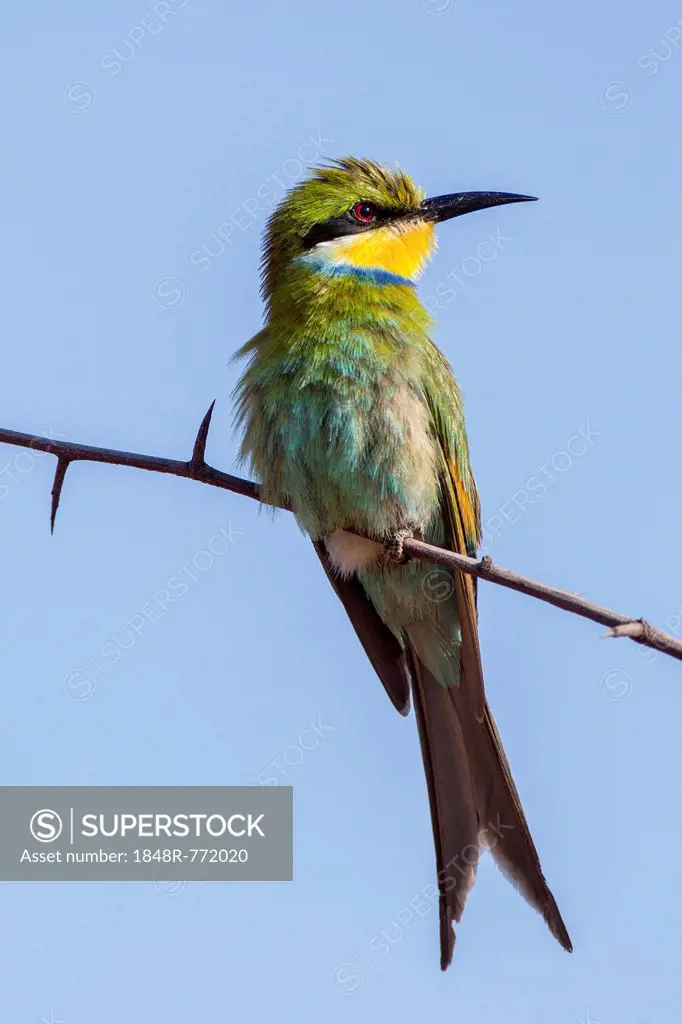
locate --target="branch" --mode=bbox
[401,540,682,661]
[1,409,680,663]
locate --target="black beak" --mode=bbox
[420,191,537,223]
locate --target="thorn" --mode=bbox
[50,457,71,534]
[602,621,645,640]
[191,400,216,468]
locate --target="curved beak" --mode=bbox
[420,191,538,223]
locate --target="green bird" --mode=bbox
[235,157,571,967]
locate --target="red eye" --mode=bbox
[351,201,378,224]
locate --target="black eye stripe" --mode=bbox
[301,205,395,249]
[301,218,355,249]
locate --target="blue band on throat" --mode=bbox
[296,256,415,288]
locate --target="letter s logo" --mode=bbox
[30,809,63,843]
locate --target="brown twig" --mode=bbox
[402,542,682,661]
[1,409,680,663]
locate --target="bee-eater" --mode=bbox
[235,157,571,967]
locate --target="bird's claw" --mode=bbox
[382,520,422,567]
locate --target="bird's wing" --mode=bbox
[234,329,412,715]
[422,369,486,721]
[312,540,411,715]
[414,374,572,966]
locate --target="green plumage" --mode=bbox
[235,160,475,685]
[234,158,571,967]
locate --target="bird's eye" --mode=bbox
[350,201,378,224]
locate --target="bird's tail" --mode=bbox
[407,649,572,968]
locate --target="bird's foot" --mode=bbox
[381,519,422,568]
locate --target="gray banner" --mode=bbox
[0,787,293,881]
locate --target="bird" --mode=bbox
[234,157,571,968]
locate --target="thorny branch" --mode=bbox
[1,405,681,662]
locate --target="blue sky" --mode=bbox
[2,0,682,1020]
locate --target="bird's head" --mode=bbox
[261,157,535,301]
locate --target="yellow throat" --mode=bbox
[326,219,436,281]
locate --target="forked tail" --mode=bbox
[408,649,572,968]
